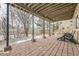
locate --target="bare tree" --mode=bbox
[10,6,22,38]
[1,17,7,40]
[10,8,16,38]
[16,18,21,38]
[16,10,30,37]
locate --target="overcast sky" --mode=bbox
[0,4,6,18]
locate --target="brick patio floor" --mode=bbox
[0,35,79,56]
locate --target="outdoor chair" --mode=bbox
[57,32,77,44]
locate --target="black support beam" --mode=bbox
[4,3,12,52]
[32,14,36,42]
[75,15,78,29]
[52,22,54,35]
[49,20,51,36]
[43,19,46,38]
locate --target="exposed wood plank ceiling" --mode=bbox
[11,3,77,21]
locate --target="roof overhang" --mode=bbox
[11,3,77,21]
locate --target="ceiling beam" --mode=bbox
[27,3,34,7]
[49,10,74,20]
[34,3,46,11]
[45,5,75,18]
[40,4,74,15]
[50,11,73,21]
[11,3,77,22]
[31,3,40,9]
[36,4,52,13]
[39,3,65,13]
[12,3,52,21]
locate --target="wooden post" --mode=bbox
[4,3,12,52]
[43,19,46,38]
[32,14,36,42]
[49,20,51,36]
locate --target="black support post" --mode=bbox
[49,20,51,36]
[75,15,78,29]
[32,14,36,42]
[4,3,12,52]
[52,22,54,35]
[43,19,46,38]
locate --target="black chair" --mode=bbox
[57,33,77,44]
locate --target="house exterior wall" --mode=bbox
[73,4,79,29]
[59,20,73,30]
[58,4,79,33]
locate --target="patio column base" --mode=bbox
[32,39,36,42]
[43,36,46,39]
[49,35,51,36]
[4,46,12,52]
[52,33,54,35]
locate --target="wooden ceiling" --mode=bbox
[11,3,77,21]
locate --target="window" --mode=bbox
[70,21,72,23]
[60,22,62,24]
[62,27,64,30]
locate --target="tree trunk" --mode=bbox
[24,23,29,37]
[16,20,20,38]
[11,19,16,38]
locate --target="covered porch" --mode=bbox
[0,3,79,56]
